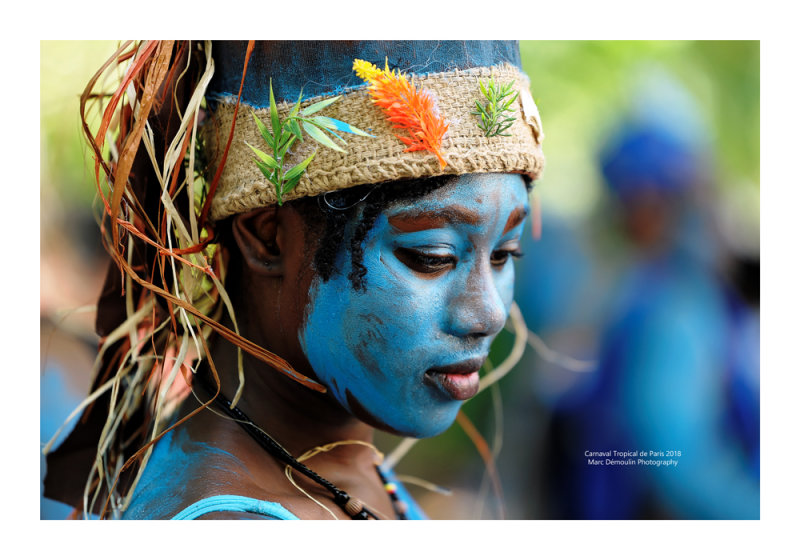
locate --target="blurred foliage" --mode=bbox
[519,40,759,237]
[41,41,119,206]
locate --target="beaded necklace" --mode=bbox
[195,370,409,520]
[286,439,409,520]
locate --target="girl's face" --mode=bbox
[300,173,529,437]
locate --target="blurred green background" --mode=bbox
[41,42,118,207]
[40,40,759,520]
[519,41,759,255]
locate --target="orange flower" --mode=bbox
[354,59,448,169]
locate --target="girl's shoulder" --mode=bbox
[121,424,427,520]
[122,426,291,519]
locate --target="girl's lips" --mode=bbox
[431,370,481,400]
[424,357,485,400]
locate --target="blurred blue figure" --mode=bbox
[501,210,603,518]
[543,79,760,519]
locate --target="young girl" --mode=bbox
[43,40,545,520]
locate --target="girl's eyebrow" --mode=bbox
[503,206,529,235]
[388,205,481,232]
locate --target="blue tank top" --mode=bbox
[171,472,428,520]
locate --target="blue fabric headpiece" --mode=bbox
[208,40,523,107]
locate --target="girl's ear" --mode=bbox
[232,207,284,276]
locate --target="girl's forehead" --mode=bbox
[386,173,529,224]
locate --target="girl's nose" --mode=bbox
[445,260,508,339]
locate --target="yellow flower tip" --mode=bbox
[435,149,448,170]
[353,59,383,82]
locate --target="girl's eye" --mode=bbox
[491,248,524,268]
[394,248,456,274]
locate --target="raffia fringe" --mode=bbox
[204,64,545,221]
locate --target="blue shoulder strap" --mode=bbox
[171,471,427,520]
[172,495,300,520]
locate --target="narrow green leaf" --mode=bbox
[300,95,341,116]
[316,123,346,144]
[277,135,297,159]
[281,174,302,196]
[280,128,293,147]
[288,89,304,118]
[251,111,274,148]
[245,141,278,168]
[254,159,275,181]
[303,121,345,152]
[496,122,514,134]
[284,151,316,182]
[286,117,303,140]
[506,91,519,105]
[310,116,374,137]
[269,80,280,140]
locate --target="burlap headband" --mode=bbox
[205,63,545,221]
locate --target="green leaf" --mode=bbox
[254,159,276,181]
[246,141,278,168]
[319,125,346,144]
[277,135,297,159]
[288,89,304,118]
[269,80,280,141]
[281,174,302,196]
[280,128,294,148]
[496,122,514,134]
[303,121,345,152]
[283,151,316,182]
[300,95,341,116]
[286,117,303,140]
[310,116,374,137]
[251,111,274,148]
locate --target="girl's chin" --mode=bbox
[398,420,458,439]
[343,387,462,438]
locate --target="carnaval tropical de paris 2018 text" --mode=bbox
[585,450,681,467]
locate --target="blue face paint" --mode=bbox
[300,173,529,438]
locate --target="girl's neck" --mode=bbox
[178,350,396,519]
[196,339,377,463]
